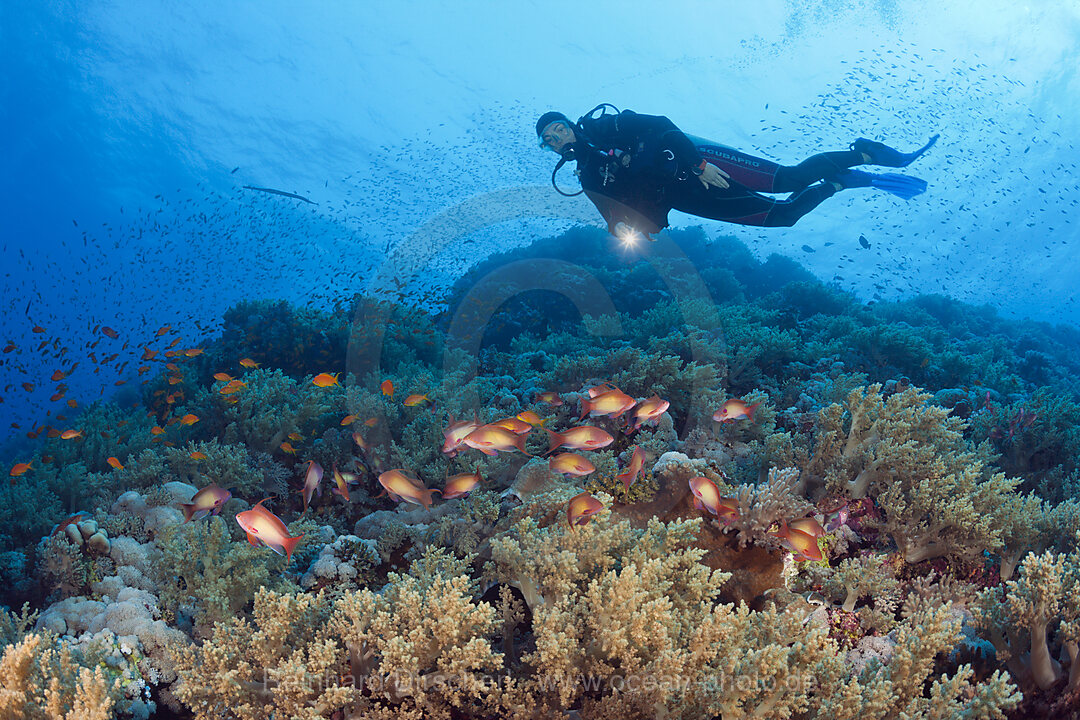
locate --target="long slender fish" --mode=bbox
[242,185,317,205]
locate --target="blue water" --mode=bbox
[3,1,1078,438]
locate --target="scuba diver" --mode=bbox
[536,104,938,242]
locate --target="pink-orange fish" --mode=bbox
[380,379,394,399]
[769,522,823,562]
[180,483,232,522]
[788,517,826,539]
[688,476,723,516]
[442,469,483,499]
[491,416,532,434]
[515,410,545,427]
[403,393,429,407]
[299,460,323,512]
[630,395,670,430]
[544,426,614,454]
[579,387,636,420]
[567,492,604,529]
[331,465,351,501]
[377,469,438,509]
[615,445,645,492]
[537,391,563,406]
[463,424,531,456]
[713,399,760,423]
[235,499,305,562]
[549,452,596,477]
[442,415,481,456]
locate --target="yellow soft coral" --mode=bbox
[0,632,121,720]
[973,548,1080,692]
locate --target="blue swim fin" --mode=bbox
[833,169,928,200]
[852,134,939,168]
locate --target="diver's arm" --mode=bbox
[583,189,625,235]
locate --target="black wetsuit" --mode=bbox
[572,109,866,232]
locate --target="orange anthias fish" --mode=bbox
[549,452,596,477]
[189,451,208,460]
[463,424,531,456]
[235,499,305,563]
[351,431,367,451]
[537,391,563,406]
[340,414,357,426]
[788,517,826,539]
[219,380,246,395]
[403,393,429,407]
[179,414,199,426]
[377,469,438,509]
[442,415,481,456]
[380,379,394,400]
[579,387,636,420]
[567,492,604,529]
[60,429,82,440]
[491,416,531,434]
[713,399,761,423]
[516,410,545,427]
[9,462,32,477]
[544,426,614,454]
[615,445,645,492]
[213,372,233,382]
[51,370,68,382]
[180,483,232,522]
[106,457,124,470]
[770,522,824,562]
[442,469,483,499]
[101,327,119,339]
[279,441,299,455]
[299,460,323,512]
[312,373,340,388]
[239,358,259,369]
[630,395,670,431]
[688,476,723,516]
[330,465,351,501]
[151,426,166,435]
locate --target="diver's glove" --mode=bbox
[832,169,928,200]
[851,134,939,168]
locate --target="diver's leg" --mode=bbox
[772,151,866,192]
[669,181,838,228]
[760,183,839,227]
[698,143,865,194]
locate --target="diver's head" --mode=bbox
[536,112,577,155]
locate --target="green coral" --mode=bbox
[156,516,297,634]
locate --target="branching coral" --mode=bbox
[972,548,1080,692]
[156,515,297,635]
[0,632,123,720]
[822,554,900,613]
[170,587,354,720]
[721,466,813,549]
[804,384,969,500]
